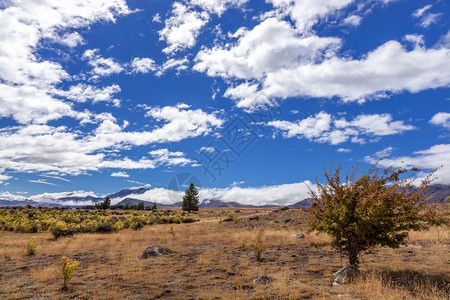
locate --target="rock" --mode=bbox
[333,265,358,285]
[278,218,291,223]
[253,274,272,285]
[291,233,305,238]
[249,215,260,221]
[222,217,233,222]
[138,246,172,259]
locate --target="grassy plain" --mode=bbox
[0,207,449,299]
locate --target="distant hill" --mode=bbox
[426,184,450,203]
[115,198,154,207]
[1,184,448,208]
[108,188,149,200]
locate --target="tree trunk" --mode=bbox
[348,251,359,268]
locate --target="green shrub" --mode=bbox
[50,223,75,239]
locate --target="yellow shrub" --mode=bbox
[26,237,37,255]
[61,256,80,290]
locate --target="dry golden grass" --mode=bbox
[0,206,448,299]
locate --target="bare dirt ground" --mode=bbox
[0,207,449,299]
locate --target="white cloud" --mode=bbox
[54,84,121,104]
[367,144,450,185]
[159,2,209,54]
[412,5,432,18]
[52,32,85,47]
[28,190,100,206]
[436,31,450,48]
[195,6,450,110]
[404,34,424,47]
[110,181,314,206]
[0,0,132,124]
[156,58,190,76]
[28,179,58,186]
[429,112,450,129]
[372,146,394,159]
[268,0,354,32]
[190,0,248,16]
[419,13,442,28]
[412,4,441,28]
[0,173,12,185]
[111,171,129,178]
[0,105,223,175]
[337,148,352,153]
[0,192,27,201]
[342,15,362,27]
[152,13,162,23]
[149,149,194,166]
[268,112,414,145]
[82,49,124,77]
[131,58,157,73]
[199,146,215,153]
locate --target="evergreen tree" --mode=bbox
[103,196,111,209]
[137,201,145,210]
[152,202,157,211]
[182,183,199,213]
[123,202,129,210]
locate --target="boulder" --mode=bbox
[249,215,260,221]
[291,233,305,238]
[253,274,272,285]
[333,265,358,285]
[138,246,172,259]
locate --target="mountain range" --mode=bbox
[0,184,448,208]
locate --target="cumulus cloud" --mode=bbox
[0,105,223,175]
[131,58,157,73]
[342,15,362,27]
[267,0,354,32]
[194,2,450,110]
[156,58,190,76]
[0,0,132,124]
[268,112,414,145]
[82,49,124,77]
[53,84,121,105]
[159,2,210,54]
[429,112,450,129]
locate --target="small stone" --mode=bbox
[278,218,291,223]
[291,233,305,238]
[138,246,172,259]
[253,274,272,285]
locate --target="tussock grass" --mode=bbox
[0,206,448,299]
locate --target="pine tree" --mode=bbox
[123,202,129,210]
[103,196,111,209]
[152,202,157,211]
[182,183,199,213]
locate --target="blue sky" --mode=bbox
[0,0,449,205]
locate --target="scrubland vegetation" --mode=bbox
[0,207,198,239]
[0,206,448,299]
